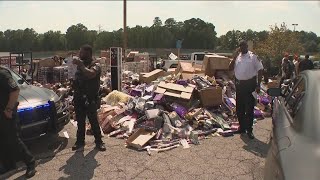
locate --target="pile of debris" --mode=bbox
[33,54,275,154]
[94,56,273,154]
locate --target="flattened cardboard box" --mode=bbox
[199,87,223,107]
[140,69,165,84]
[155,81,194,100]
[180,73,205,80]
[165,68,176,76]
[126,128,156,149]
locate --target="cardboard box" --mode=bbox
[155,81,194,100]
[199,87,223,107]
[185,108,203,121]
[180,73,205,80]
[126,128,156,149]
[267,80,279,88]
[100,50,108,58]
[203,55,231,76]
[140,69,165,84]
[175,62,205,74]
[193,64,204,73]
[165,68,176,76]
[175,61,194,74]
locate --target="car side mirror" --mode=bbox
[267,88,282,97]
[17,79,24,84]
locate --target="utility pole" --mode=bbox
[292,24,298,32]
[123,0,127,62]
[98,24,102,34]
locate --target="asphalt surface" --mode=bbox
[1,118,272,180]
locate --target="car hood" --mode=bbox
[18,85,59,109]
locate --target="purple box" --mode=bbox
[219,130,234,137]
[153,93,164,102]
[130,88,142,97]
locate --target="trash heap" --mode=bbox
[32,54,275,154]
[92,56,273,154]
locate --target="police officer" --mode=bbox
[229,40,264,139]
[0,66,36,178]
[72,45,106,151]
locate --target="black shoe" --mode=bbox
[247,132,255,139]
[25,161,36,179]
[0,166,16,175]
[72,142,85,151]
[234,129,246,134]
[95,143,106,151]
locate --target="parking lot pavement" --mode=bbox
[2,118,272,180]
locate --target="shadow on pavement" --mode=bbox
[58,149,99,180]
[26,133,73,164]
[0,133,73,179]
[241,134,270,158]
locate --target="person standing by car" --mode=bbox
[298,54,314,73]
[0,66,36,178]
[229,40,264,139]
[278,53,288,77]
[262,57,271,84]
[293,54,300,75]
[72,45,106,151]
[279,55,294,86]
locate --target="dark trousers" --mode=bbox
[235,77,256,133]
[74,99,103,145]
[0,112,35,170]
[263,69,269,83]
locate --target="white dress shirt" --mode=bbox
[234,51,263,80]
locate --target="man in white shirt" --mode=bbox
[293,55,300,76]
[229,40,264,139]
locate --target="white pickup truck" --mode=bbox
[161,52,226,70]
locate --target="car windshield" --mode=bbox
[194,54,205,61]
[9,69,28,85]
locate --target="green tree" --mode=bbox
[94,31,114,49]
[153,17,162,27]
[41,31,65,51]
[304,40,318,53]
[0,31,5,50]
[66,23,90,50]
[255,22,304,66]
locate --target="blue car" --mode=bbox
[264,70,320,180]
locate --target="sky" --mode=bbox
[0,1,320,37]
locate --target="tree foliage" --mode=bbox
[0,18,318,56]
[255,22,305,64]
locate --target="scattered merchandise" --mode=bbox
[31,58,272,154]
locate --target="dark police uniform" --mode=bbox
[73,61,103,145]
[0,67,35,172]
[234,51,263,134]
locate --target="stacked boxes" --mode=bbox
[53,66,68,83]
[38,67,53,84]
[123,61,149,74]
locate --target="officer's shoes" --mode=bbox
[72,143,85,151]
[25,162,36,179]
[95,143,106,151]
[0,166,16,175]
[234,129,246,134]
[247,132,255,139]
